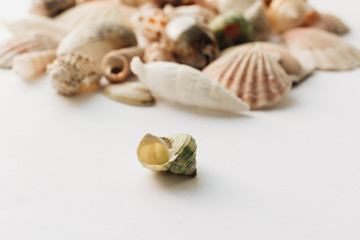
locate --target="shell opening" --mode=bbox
[103,54,130,82]
[137,134,171,166]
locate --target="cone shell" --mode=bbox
[0,32,59,68]
[282,27,360,71]
[244,0,271,41]
[57,21,137,66]
[12,49,57,80]
[202,43,292,109]
[137,133,197,176]
[130,56,249,113]
[266,0,318,33]
[30,0,76,17]
[308,12,350,35]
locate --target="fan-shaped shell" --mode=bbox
[202,43,292,109]
[308,13,350,35]
[12,49,57,80]
[282,27,360,71]
[30,0,76,17]
[130,57,249,113]
[0,32,59,68]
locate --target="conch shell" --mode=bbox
[137,133,197,176]
[282,27,360,71]
[307,12,350,35]
[130,57,249,113]
[202,43,293,109]
[101,47,145,82]
[30,0,76,17]
[0,31,59,68]
[266,0,318,33]
[12,49,57,80]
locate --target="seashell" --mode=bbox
[120,0,152,6]
[101,47,145,83]
[30,0,76,17]
[143,41,175,63]
[0,32,59,69]
[166,16,219,69]
[48,52,101,95]
[244,0,271,41]
[266,0,318,33]
[102,81,156,106]
[12,49,57,80]
[137,133,197,176]
[202,43,292,109]
[0,15,67,39]
[54,1,135,31]
[208,11,254,50]
[215,0,256,14]
[76,0,114,4]
[163,4,217,25]
[57,21,137,66]
[282,27,360,71]
[130,56,249,113]
[307,12,350,35]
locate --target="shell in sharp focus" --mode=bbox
[0,32,59,69]
[0,15,67,38]
[54,1,135,31]
[282,27,360,71]
[244,0,271,41]
[130,57,249,113]
[12,49,57,80]
[101,47,145,83]
[48,52,101,95]
[102,81,156,106]
[30,0,76,17]
[137,133,197,176]
[57,21,137,66]
[215,0,256,14]
[202,43,292,109]
[307,12,350,35]
[266,0,319,33]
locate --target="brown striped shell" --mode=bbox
[30,0,76,17]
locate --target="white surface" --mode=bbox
[0,1,360,239]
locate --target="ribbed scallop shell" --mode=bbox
[54,1,135,31]
[0,32,59,68]
[30,0,76,17]
[202,43,292,109]
[308,13,350,35]
[130,57,249,113]
[282,27,360,71]
[12,49,57,80]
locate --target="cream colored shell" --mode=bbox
[309,13,350,35]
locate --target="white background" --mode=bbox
[0,1,359,239]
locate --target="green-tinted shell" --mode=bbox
[137,133,197,177]
[209,11,254,50]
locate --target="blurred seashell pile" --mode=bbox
[0,0,359,113]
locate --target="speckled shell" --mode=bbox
[54,1,135,31]
[130,57,249,113]
[30,0,76,17]
[308,12,350,35]
[202,43,292,109]
[0,32,59,68]
[12,49,57,80]
[282,27,360,71]
[57,21,137,66]
[266,0,318,33]
[244,0,271,41]
[143,41,175,63]
[137,133,197,176]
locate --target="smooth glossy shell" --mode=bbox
[163,4,217,25]
[202,43,292,109]
[137,133,197,176]
[130,56,249,113]
[30,0,76,17]
[244,0,271,41]
[216,0,256,14]
[282,27,360,71]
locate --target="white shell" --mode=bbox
[216,0,256,14]
[12,49,57,80]
[282,27,360,71]
[130,57,249,113]
[163,4,217,25]
[309,12,350,35]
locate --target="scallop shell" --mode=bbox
[30,0,76,17]
[282,27,360,71]
[130,57,249,113]
[215,0,256,14]
[48,52,101,95]
[101,47,145,83]
[137,133,197,176]
[266,0,318,33]
[54,1,135,31]
[244,0,271,41]
[102,81,155,106]
[308,12,350,35]
[12,49,57,80]
[0,32,59,68]
[163,4,217,25]
[202,43,292,109]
